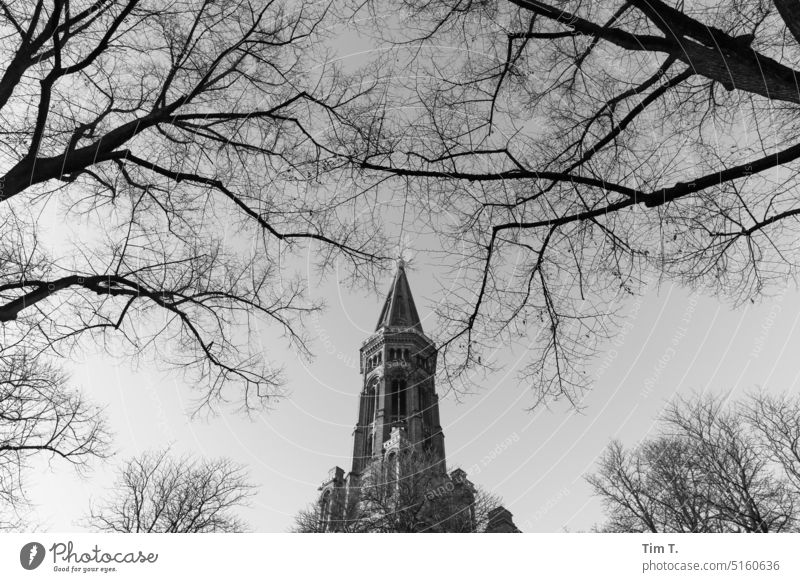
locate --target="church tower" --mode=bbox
[351,259,444,475]
[314,261,520,532]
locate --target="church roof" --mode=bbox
[375,261,423,333]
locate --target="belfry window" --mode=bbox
[364,385,376,425]
[389,378,407,421]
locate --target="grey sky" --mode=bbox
[14,2,800,533]
[27,252,799,532]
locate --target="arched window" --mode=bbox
[363,384,376,426]
[388,378,407,421]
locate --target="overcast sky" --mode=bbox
[26,243,800,532]
[17,8,800,533]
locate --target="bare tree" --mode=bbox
[0,0,389,414]
[745,393,800,492]
[86,449,255,532]
[332,0,800,406]
[588,393,800,533]
[0,351,110,530]
[293,449,502,532]
[9,0,799,420]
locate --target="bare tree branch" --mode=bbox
[86,448,255,533]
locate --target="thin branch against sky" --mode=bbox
[3,0,800,533]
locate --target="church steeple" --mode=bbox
[375,259,423,333]
[312,263,519,533]
[349,262,444,475]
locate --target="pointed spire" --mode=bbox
[375,260,423,333]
